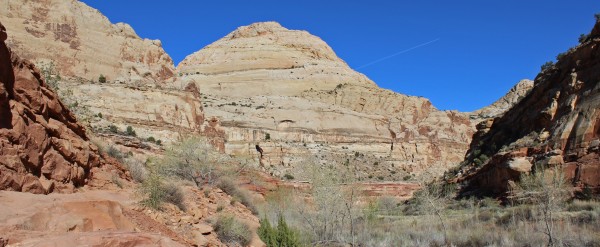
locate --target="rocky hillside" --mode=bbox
[0,20,124,194]
[0,0,174,83]
[455,20,600,196]
[175,22,475,181]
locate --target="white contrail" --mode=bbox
[357,38,440,69]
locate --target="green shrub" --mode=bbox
[579,33,589,43]
[556,51,568,61]
[97,112,103,118]
[98,74,106,83]
[258,215,301,247]
[156,139,162,145]
[258,217,277,247]
[595,13,600,22]
[213,214,252,246]
[275,214,300,246]
[108,124,118,133]
[265,133,271,140]
[140,173,166,210]
[126,126,136,136]
[146,136,156,142]
[542,61,554,72]
[283,173,294,180]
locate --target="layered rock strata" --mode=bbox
[0,0,174,83]
[0,22,105,193]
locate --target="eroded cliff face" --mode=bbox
[456,21,600,196]
[0,22,105,194]
[0,0,174,83]
[176,22,476,181]
[472,79,534,118]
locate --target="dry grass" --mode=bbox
[260,188,600,246]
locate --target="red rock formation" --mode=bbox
[0,22,103,194]
[455,20,600,197]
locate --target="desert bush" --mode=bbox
[595,13,600,21]
[579,33,589,43]
[496,204,535,226]
[163,183,186,211]
[106,145,125,161]
[283,173,294,180]
[567,199,598,212]
[217,178,258,215]
[123,158,148,183]
[98,74,106,83]
[140,173,166,210]
[111,174,123,188]
[213,214,252,246]
[146,136,156,142]
[157,137,223,186]
[476,210,496,222]
[572,210,600,224]
[377,196,400,215]
[108,124,118,133]
[139,171,186,211]
[126,126,136,136]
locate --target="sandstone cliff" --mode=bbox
[472,79,534,118]
[0,22,105,194]
[455,20,600,196]
[176,22,475,181]
[0,0,174,83]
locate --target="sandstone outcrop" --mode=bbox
[455,20,600,196]
[472,79,534,118]
[0,0,174,83]
[0,21,104,193]
[176,22,475,181]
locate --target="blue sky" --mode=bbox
[80,0,598,112]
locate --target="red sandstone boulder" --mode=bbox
[0,22,104,194]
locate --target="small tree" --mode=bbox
[258,215,300,247]
[99,74,106,83]
[517,166,569,247]
[258,217,277,247]
[595,13,600,22]
[276,214,300,246]
[265,133,271,140]
[413,182,450,245]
